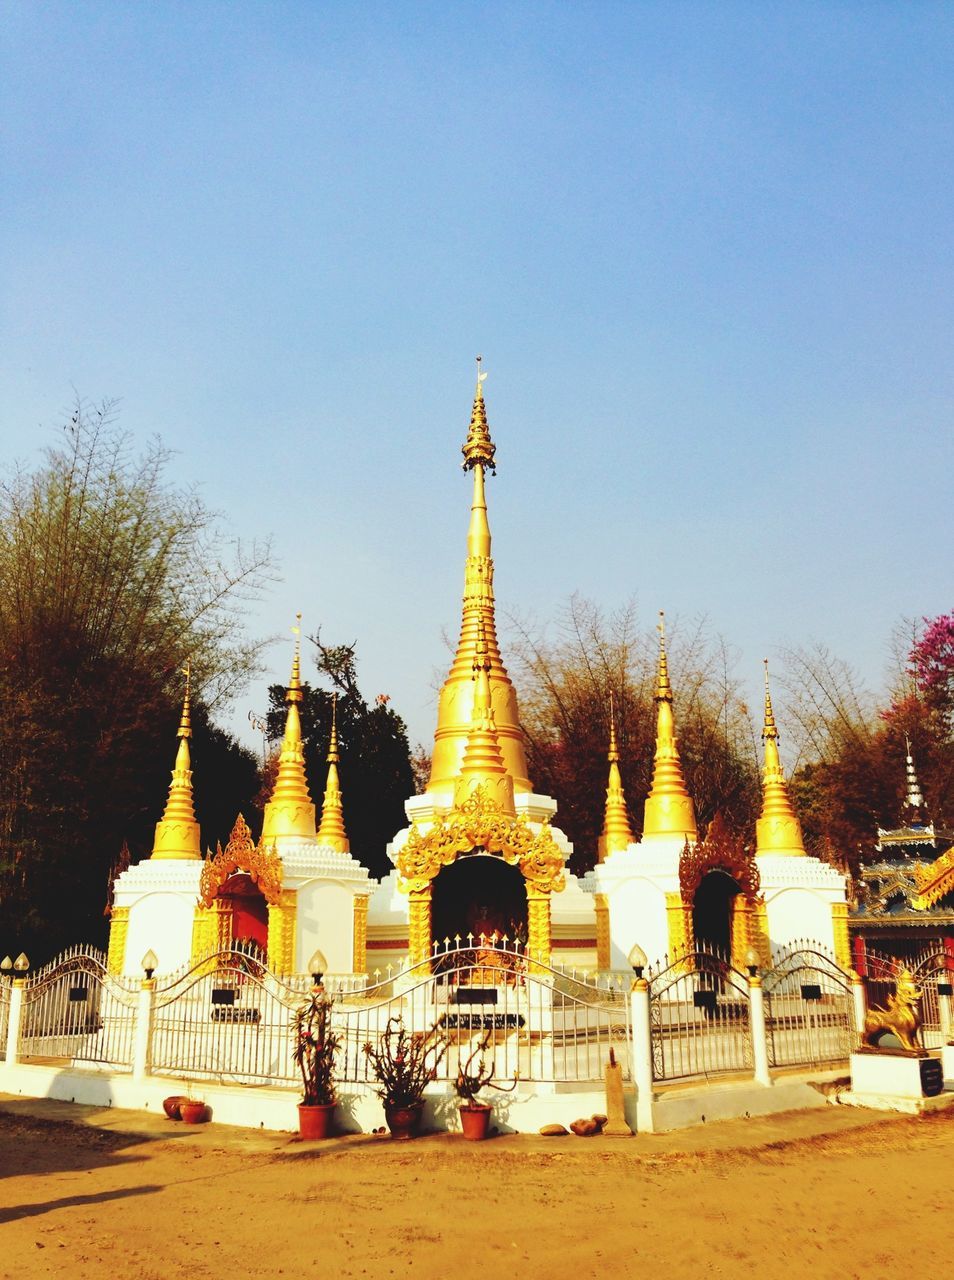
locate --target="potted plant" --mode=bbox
[454,1033,517,1141]
[179,1097,209,1124]
[293,985,341,1139]
[363,1015,446,1139]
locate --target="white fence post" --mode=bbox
[939,986,952,1042]
[747,975,772,1087]
[630,977,654,1133]
[5,978,26,1068]
[132,977,156,1080]
[850,971,866,1036]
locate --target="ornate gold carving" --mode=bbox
[198,814,284,908]
[461,365,496,472]
[679,815,760,905]
[665,891,692,958]
[396,785,566,895]
[267,888,297,975]
[912,846,954,909]
[527,888,551,969]
[106,907,129,975]
[408,888,432,970]
[594,893,611,970]
[861,968,923,1053]
[352,893,369,974]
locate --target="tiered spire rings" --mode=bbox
[428,363,532,805]
[454,616,516,817]
[642,612,698,842]
[261,615,317,845]
[597,693,635,861]
[151,663,202,860]
[316,695,351,852]
[900,735,928,826]
[755,660,805,856]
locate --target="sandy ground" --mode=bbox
[0,1097,951,1280]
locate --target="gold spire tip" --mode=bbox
[287,613,303,703]
[655,611,672,702]
[462,358,496,473]
[178,660,192,739]
[607,691,619,763]
[762,658,778,738]
[327,693,340,763]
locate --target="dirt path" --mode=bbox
[1,1098,951,1280]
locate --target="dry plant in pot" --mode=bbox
[363,1015,446,1139]
[292,981,340,1140]
[454,1032,517,1140]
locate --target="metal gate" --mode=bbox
[648,950,752,1083]
[0,976,9,1061]
[763,946,854,1069]
[18,948,139,1070]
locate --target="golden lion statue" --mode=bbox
[861,968,923,1053]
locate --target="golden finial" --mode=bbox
[461,355,496,472]
[756,662,805,857]
[642,611,697,842]
[598,691,634,861]
[655,611,673,702]
[261,617,316,846]
[455,605,514,816]
[151,666,201,860]
[317,693,349,853]
[179,660,192,739]
[762,659,778,740]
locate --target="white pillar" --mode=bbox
[4,979,26,1068]
[132,978,156,1080]
[747,975,772,1087]
[630,978,654,1133]
[939,986,952,1042]
[850,972,867,1036]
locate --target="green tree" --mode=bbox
[0,401,273,959]
[264,634,415,879]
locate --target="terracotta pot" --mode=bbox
[459,1103,492,1141]
[162,1095,189,1121]
[298,1102,336,1140]
[180,1100,209,1124]
[384,1100,424,1140]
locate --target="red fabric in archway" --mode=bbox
[221,874,269,951]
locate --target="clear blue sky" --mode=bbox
[2,3,952,755]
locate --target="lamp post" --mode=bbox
[745,946,772,1087]
[309,949,328,990]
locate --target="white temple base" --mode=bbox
[113,859,205,977]
[845,1051,950,1112]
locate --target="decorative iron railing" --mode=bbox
[18,952,139,1070]
[762,943,854,1069]
[647,949,753,1082]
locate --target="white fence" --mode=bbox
[6,937,950,1097]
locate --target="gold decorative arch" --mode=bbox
[395,786,566,968]
[198,814,284,908]
[913,847,954,910]
[674,814,769,967]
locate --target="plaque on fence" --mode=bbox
[68,985,89,1002]
[211,988,236,1006]
[693,990,717,1011]
[920,1059,943,1097]
[441,1013,524,1030]
[211,1006,260,1024]
[938,982,952,997]
[800,984,822,1001]
[453,988,498,1005]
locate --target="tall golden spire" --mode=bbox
[316,695,350,852]
[597,693,635,861]
[454,616,516,816]
[262,615,317,846]
[429,362,532,805]
[755,660,805,856]
[152,663,202,860]
[642,613,698,842]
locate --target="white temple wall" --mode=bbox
[123,892,195,978]
[762,886,836,954]
[294,879,358,974]
[605,878,670,971]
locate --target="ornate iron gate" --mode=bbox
[648,950,752,1082]
[18,948,139,1070]
[763,945,854,1068]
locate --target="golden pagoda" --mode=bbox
[642,613,698,842]
[597,694,635,860]
[428,361,532,806]
[151,666,201,860]
[261,617,317,846]
[316,695,350,853]
[755,660,806,856]
[453,617,516,818]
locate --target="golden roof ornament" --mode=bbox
[261,615,316,845]
[151,662,202,860]
[598,692,635,861]
[461,355,496,472]
[428,365,532,802]
[316,694,350,853]
[755,660,806,857]
[199,813,284,908]
[642,613,698,842]
[454,617,516,817]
